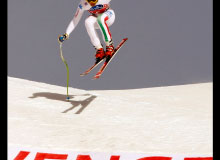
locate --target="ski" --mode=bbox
[80,58,104,76]
[92,38,128,79]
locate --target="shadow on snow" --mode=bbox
[29,92,97,114]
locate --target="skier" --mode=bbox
[58,0,116,62]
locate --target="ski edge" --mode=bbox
[80,58,105,76]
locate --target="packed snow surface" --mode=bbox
[8,77,212,155]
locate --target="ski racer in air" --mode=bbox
[58,0,115,62]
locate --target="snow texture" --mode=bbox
[8,77,212,155]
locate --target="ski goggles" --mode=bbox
[86,0,98,6]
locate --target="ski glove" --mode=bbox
[58,33,69,43]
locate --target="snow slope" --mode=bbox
[8,77,213,158]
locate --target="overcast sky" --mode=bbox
[8,0,213,90]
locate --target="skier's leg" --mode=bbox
[97,9,115,56]
[97,9,115,45]
[85,15,102,49]
[85,15,105,61]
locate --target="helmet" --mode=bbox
[86,0,98,6]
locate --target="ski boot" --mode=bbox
[105,44,115,60]
[95,48,105,63]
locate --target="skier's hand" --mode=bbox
[58,33,69,43]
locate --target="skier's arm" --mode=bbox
[58,3,85,43]
[66,4,85,36]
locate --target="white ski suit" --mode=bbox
[66,0,115,49]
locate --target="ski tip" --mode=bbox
[80,72,89,76]
[123,38,128,41]
[92,76,100,80]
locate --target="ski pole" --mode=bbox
[59,42,70,100]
